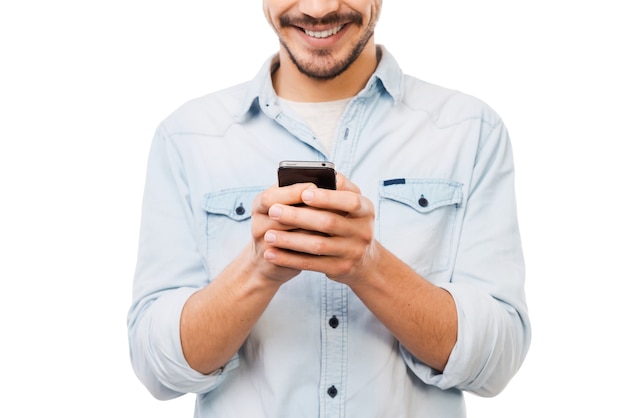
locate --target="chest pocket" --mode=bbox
[378,179,463,278]
[202,186,266,278]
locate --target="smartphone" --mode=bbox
[278,161,336,190]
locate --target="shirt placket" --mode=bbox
[318,100,365,418]
[331,98,365,178]
[319,278,348,418]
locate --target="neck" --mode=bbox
[272,41,378,102]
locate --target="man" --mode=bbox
[128,1,531,417]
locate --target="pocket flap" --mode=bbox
[203,186,265,221]
[379,179,463,213]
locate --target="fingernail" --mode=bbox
[302,189,314,202]
[268,205,282,219]
[264,250,276,260]
[265,231,276,243]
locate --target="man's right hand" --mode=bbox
[249,182,318,283]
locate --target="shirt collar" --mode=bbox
[237,45,404,119]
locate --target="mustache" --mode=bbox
[279,12,363,28]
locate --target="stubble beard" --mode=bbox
[278,12,376,80]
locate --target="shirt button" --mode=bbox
[235,204,245,215]
[327,385,338,398]
[328,315,339,328]
[418,195,429,207]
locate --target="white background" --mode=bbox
[1,1,624,416]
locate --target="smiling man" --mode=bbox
[128,1,531,417]
[269,0,379,85]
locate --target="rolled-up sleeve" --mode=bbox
[127,125,238,399]
[403,119,531,396]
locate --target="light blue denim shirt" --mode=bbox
[128,46,530,418]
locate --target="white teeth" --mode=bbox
[304,25,344,39]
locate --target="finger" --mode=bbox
[267,203,341,235]
[336,173,361,193]
[264,246,330,273]
[265,227,334,254]
[300,188,373,219]
[263,231,361,278]
[253,183,314,214]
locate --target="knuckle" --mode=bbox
[334,260,354,277]
[320,214,339,231]
[255,193,272,213]
[312,238,327,255]
[301,259,316,271]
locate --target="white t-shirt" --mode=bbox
[279,97,352,154]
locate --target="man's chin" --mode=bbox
[286,49,353,80]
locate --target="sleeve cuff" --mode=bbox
[146,287,240,394]
[401,282,524,395]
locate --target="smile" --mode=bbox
[303,25,345,39]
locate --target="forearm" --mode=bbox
[262,182,457,371]
[348,242,457,372]
[180,243,282,375]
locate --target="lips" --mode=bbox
[279,12,360,41]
